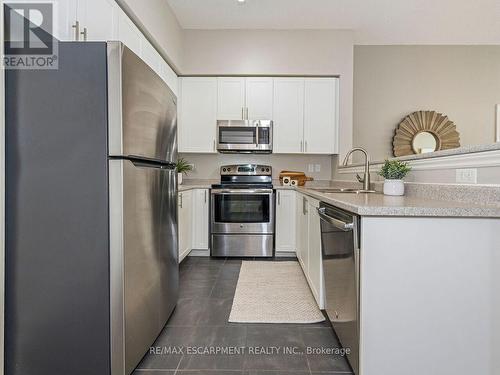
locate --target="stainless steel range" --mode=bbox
[211,164,275,257]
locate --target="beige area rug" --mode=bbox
[228,261,325,324]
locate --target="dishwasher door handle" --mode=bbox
[317,207,354,231]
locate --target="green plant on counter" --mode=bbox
[378,160,411,180]
[176,158,193,175]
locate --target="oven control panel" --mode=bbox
[220,164,272,176]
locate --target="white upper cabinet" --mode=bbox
[217,77,246,120]
[53,0,78,41]
[245,77,274,120]
[116,7,142,56]
[304,78,339,154]
[78,0,118,41]
[179,77,218,153]
[54,0,117,41]
[275,190,297,253]
[273,78,305,153]
[140,35,162,75]
[180,76,338,154]
[159,61,179,97]
[217,77,273,120]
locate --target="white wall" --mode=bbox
[182,29,354,159]
[118,0,183,70]
[181,153,333,181]
[332,154,500,185]
[353,45,500,161]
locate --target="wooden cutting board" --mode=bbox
[279,171,314,186]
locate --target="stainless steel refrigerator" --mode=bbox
[5,42,179,375]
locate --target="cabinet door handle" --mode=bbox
[80,27,88,41]
[305,141,308,153]
[246,107,249,120]
[241,107,244,120]
[277,191,281,205]
[179,193,183,208]
[204,190,207,203]
[300,141,303,152]
[72,20,80,41]
[213,139,216,151]
[302,196,307,215]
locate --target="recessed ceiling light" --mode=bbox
[236,0,246,4]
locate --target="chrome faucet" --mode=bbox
[343,148,371,191]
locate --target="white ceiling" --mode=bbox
[166,0,500,44]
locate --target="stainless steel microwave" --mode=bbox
[216,120,273,153]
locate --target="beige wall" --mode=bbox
[181,153,333,181]
[118,0,183,70]
[182,29,354,159]
[331,155,500,185]
[353,45,500,162]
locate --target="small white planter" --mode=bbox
[178,173,183,185]
[383,179,405,196]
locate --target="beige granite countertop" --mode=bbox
[292,187,500,218]
[178,179,215,192]
[181,179,500,218]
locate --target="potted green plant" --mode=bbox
[175,158,193,185]
[378,160,412,196]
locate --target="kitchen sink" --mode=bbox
[309,187,377,194]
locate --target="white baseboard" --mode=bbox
[188,249,210,257]
[274,251,297,258]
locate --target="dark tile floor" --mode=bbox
[134,257,353,375]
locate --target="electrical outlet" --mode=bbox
[315,164,321,172]
[456,168,477,184]
[187,163,195,171]
[308,164,314,173]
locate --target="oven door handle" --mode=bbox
[211,189,274,195]
[255,122,259,146]
[317,207,354,231]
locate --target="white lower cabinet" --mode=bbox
[296,193,308,270]
[191,189,210,252]
[178,189,210,262]
[275,189,297,253]
[178,189,193,263]
[295,192,324,309]
[307,197,324,308]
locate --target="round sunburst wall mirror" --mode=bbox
[393,111,461,157]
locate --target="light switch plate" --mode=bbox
[315,164,321,172]
[308,164,314,173]
[456,168,477,184]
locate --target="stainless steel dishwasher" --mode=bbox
[318,202,360,375]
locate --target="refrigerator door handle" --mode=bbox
[125,156,176,170]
